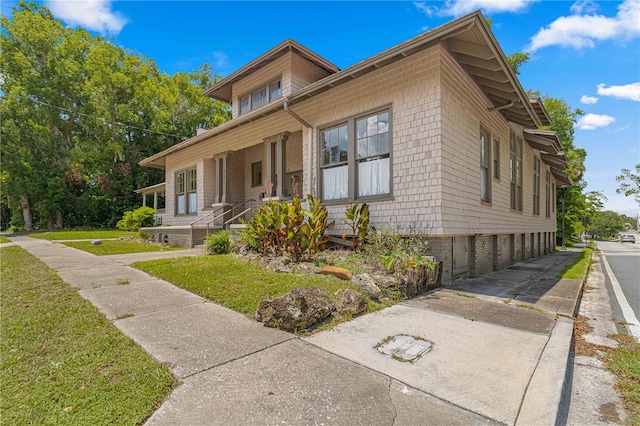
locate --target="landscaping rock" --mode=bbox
[267,257,293,273]
[351,274,382,299]
[296,262,319,275]
[335,289,367,316]
[371,273,398,289]
[90,240,102,245]
[320,266,353,280]
[255,287,336,331]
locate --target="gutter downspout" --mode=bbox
[488,100,515,112]
[284,99,314,196]
[284,99,311,129]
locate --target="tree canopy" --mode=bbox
[1,2,230,230]
[616,164,640,206]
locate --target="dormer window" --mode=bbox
[239,78,282,115]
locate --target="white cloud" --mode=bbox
[46,0,127,34]
[414,0,535,17]
[580,95,599,104]
[570,0,598,15]
[597,82,640,102]
[528,0,640,51]
[576,113,616,130]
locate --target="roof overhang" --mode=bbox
[203,39,340,103]
[140,10,545,169]
[135,182,166,194]
[287,10,542,129]
[523,128,572,185]
[523,129,561,153]
[140,98,288,168]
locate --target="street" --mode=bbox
[598,237,640,339]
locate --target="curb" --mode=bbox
[516,317,574,425]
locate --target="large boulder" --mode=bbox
[255,287,336,331]
[335,289,367,316]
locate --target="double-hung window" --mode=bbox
[545,169,551,217]
[320,108,391,202]
[320,124,349,201]
[480,126,491,203]
[533,156,540,215]
[175,167,197,215]
[239,78,282,115]
[510,130,523,211]
[356,111,390,197]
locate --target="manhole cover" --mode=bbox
[375,334,433,362]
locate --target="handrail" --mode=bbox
[225,199,256,230]
[224,207,252,226]
[190,205,225,227]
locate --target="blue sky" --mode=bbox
[4,0,639,216]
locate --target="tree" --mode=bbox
[616,164,640,206]
[590,210,628,240]
[1,2,230,230]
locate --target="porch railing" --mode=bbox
[224,199,256,229]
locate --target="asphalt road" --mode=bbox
[598,238,640,334]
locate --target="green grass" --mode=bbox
[0,235,11,243]
[29,230,137,240]
[62,240,184,256]
[132,254,385,315]
[0,246,177,425]
[558,246,593,279]
[605,335,640,423]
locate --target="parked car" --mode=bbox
[621,234,636,243]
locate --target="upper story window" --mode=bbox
[239,78,282,116]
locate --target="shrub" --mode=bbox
[116,207,157,231]
[205,230,231,255]
[341,203,369,249]
[244,194,328,261]
[364,224,433,273]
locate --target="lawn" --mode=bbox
[30,230,137,240]
[559,245,593,279]
[63,240,184,256]
[605,334,640,423]
[0,235,11,243]
[132,254,386,315]
[0,246,177,425]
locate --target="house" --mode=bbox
[137,11,571,283]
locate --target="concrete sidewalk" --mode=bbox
[8,235,584,425]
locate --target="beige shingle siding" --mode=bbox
[439,46,557,236]
[291,54,333,93]
[292,46,444,235]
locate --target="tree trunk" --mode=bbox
[19,196,33,231]
[55,210,63,229]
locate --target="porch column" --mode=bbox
[153,192,158,210]
[264,132,289,197]
[142,194,147,206]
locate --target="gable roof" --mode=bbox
[141,10,550,169]
[203,39,340,103]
